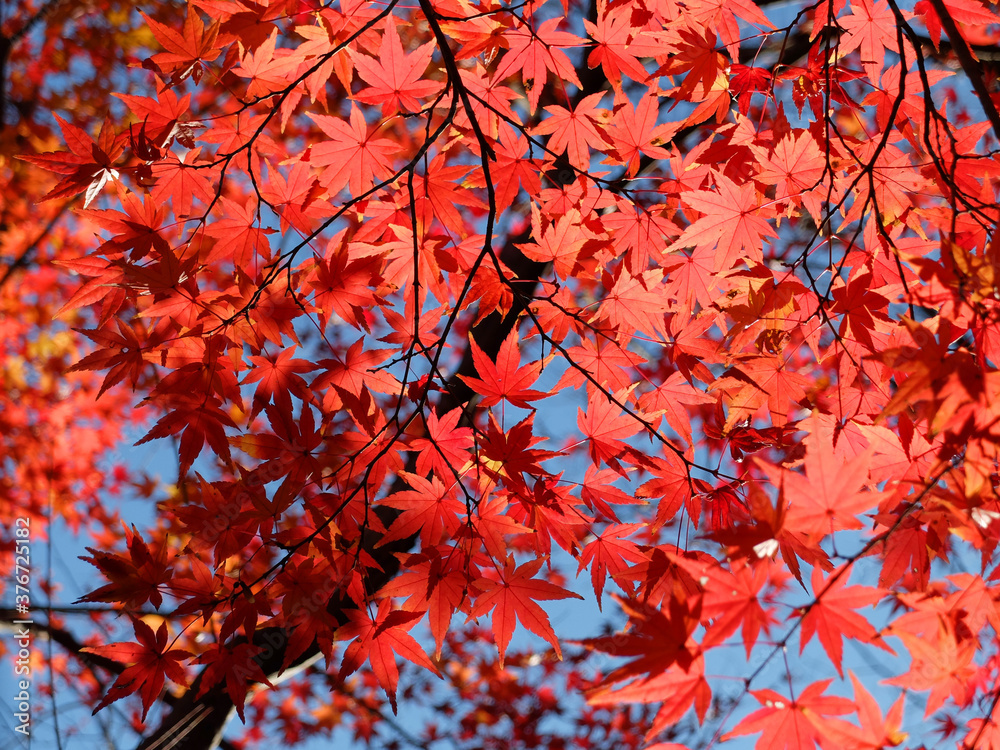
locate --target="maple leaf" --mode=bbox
[313,339,401,398]
[821,673,907,750]
[304,240,386,331]
[464,494,532,560]
[352,20,442,117]
[875,514,931,589]
[241,346,316,419]
[78,190,171,261]
[556,337,647,394]
[577,386,646,473]
[580,465,646,522]
[78,524,172,609]
[203,196,275,268]
[55,252,129,324]
[18,115,124,207]
[116,87,192,150]
[259,160,327,235]
[532,92,608,170]
[731,64,774,114]
[378,472,465,547]
[459,329,549,409]
[410,408,474,479]
[70,320,151,397]
[587,655,711,741]
[725,680,854,750]
[141,4,221,85]
[595,266,671,342]
[635,452,694,529]
[337,599,442,713]
[752,130,827,220]
[136,395,237,476]
[653,25,729,102]
[518,205,591,279]
[837,0,900,82]
[758,414,880,538]
[684,0,775,58]
[84,618,192,720]
[601,196,680,273]
[491,17,584,113]
[684,557,777,655]
[886,621,977,716]
[476,412,562,492]
[234,28,300,99]
[637,370,715,446]
[480,128,543,216]
[583,6,657,90]
[379,547,473,658]
[797,567,885,676]
[468,555,582,667]
[576,522,647,608]
[913,0,1000,49]
[606,94,678,176]
[711,353,811,430]
[667,173,777,273]
[149,147,216,218]
[412,152,487,234]
[309,107,399,197]
[578,594,702,686]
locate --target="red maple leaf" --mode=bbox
[84,618,192,720]
[309,107,399,197]
[577,387,645,473]
[337,599,441,713]
[241,345,317,419]
[468,555,582,667]
[668,173,777,273]
[758,415,881,538]
[141,5,221,85]
[606,94,678,176]
[352,20,442,117]
[78,190,170,261]
[725,679,855,749]
[822,673,908,749]
[149,147,216,218]
[378,472,465,548]
[18,115,124,207]
[459,330,549,409]
[587,654,711,742]
[797,567,885,675]
[577,594,702,686]
[577,522,646,608]
[837,0,900,82]
[78,524,172,610]
[532,92,608,170]
[203,196,275,268]
[380,546,474,658]
[136,395,238,475]
[464,495,532,561]
[233,29,300,98]
[410,408,474,479]
[491,17,583,113]
[314,338,401,398]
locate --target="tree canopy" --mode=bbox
[5,0,1000,747]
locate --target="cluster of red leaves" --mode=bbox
[10,0,1000,746]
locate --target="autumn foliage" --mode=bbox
[6,0,1000,747]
